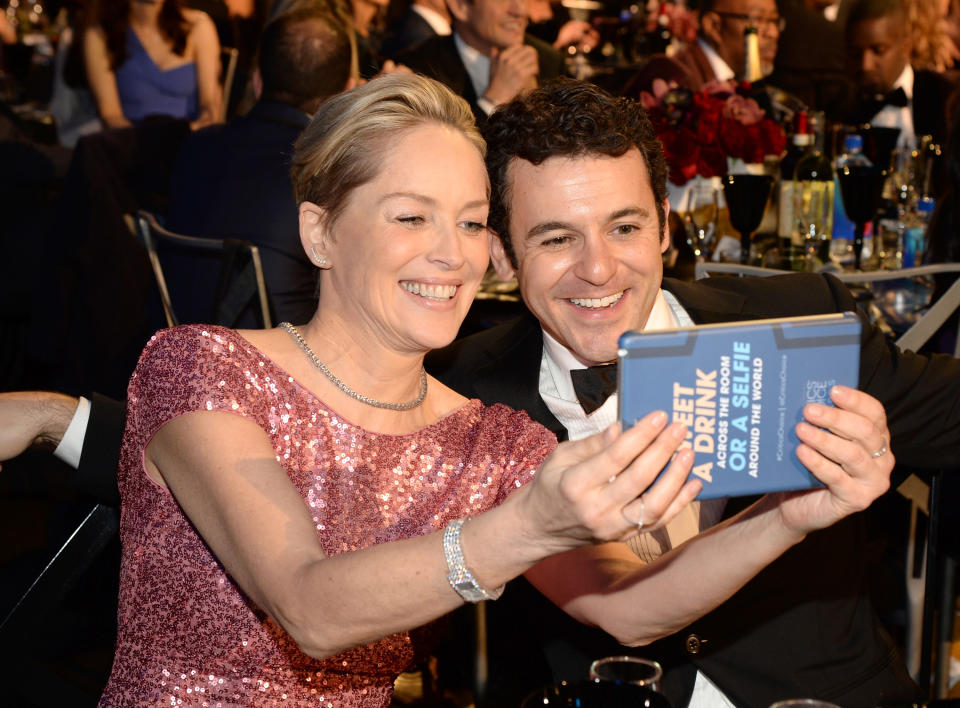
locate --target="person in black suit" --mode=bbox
[396,0,563,124]
[161,7,356,328]
[425,79,952,707]
[380,0,451,57]
[845,0,960,148]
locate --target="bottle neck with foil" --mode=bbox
[743,25,762,83]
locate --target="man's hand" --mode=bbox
[0,392,79,470]
[485,45,539,106]
[774,385,894,534]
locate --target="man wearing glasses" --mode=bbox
[627,0,784,93]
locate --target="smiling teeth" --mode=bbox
[401,281,458,300]
[569,291,624,309]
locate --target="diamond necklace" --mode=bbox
[279,322,428,411]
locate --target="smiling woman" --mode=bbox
[97,74,704,707]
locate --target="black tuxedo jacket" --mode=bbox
[380,6,440,58]
[427,272,960,707]
[396,33,564,126]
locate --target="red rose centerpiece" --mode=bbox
[640,79,786,187]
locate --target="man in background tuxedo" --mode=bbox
[396,0,563,124]
[428,78,957,706]
[845,0,960,148]
[626,0,783,96]
[163,7,355,327]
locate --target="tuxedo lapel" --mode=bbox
[470,315,568,441]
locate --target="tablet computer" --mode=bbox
[617,312,861,499]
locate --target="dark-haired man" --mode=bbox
[396,0,563,124]
[845,0,959,148]
[428,78,958,706]
[164,7,357,326]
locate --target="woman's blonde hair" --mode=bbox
[291,74,486,229]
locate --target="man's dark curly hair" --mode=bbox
[483,78,669,268]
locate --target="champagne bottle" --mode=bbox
[743,25,763,82]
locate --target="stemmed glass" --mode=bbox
[837,164,886,270]
[722,174,774,264]
[683,180,719,263]
[589,655,663,691]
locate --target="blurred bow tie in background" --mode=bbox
[570,363,618,415]
[850,86,909,125]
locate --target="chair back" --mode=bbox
[694,262,791,279]
[829,264,960,355]
[135,210,273,329]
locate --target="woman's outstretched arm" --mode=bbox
[146,408,699,659]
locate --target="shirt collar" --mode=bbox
[697,38,736,82]
[892,63,914,101]
[541,288,687,403]
[412,4,451,36]
[453,32,491,99]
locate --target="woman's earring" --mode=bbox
[310,246,327,267]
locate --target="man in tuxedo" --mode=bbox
[845,0,959,148]
[4,78,953,707]
[428,79,955,706]
[626,0,783,96]
[396,0,563,124]
[163,7,355,327]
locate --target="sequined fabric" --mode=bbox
[99,325,555,707]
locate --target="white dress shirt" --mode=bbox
[53,395,90,469]
[697,39,736,83]
[453,33,498,115]
[868,63,916,149]
[538,289,733,708]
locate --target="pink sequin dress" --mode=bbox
[99,325,556,707]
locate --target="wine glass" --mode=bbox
[683,180,719,263]
[858,125,901,171]
[722,174,774,265]
[589,655,663,691]
[837,164,886,270]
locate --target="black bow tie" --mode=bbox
[570,363,618,415]
[851,86,909,124]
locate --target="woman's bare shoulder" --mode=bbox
[182,8,217,37]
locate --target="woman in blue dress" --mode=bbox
[84,0,222,129]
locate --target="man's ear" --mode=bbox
[699,11,723,50]
[446,0,471,25]
[660,198,672,254]
[489,231,516,281]
[299,202,331,267]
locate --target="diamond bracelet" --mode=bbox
[442,518,505,603]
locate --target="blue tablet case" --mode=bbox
[618,312,861,499]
